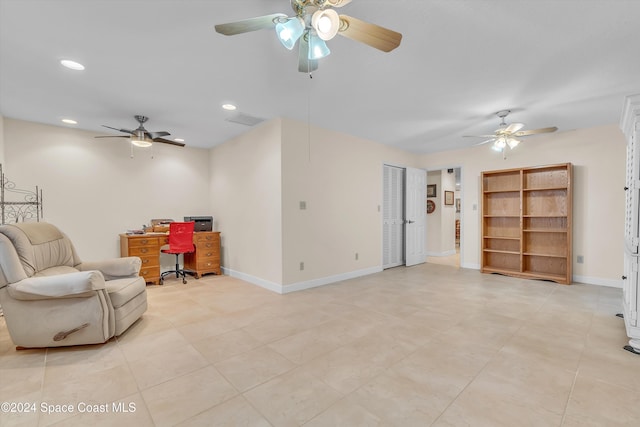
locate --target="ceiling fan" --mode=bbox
[95,115,185,147]
[465,110,558,158]
[214,0,402,73]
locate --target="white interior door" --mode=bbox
[405,167,426,266]
[383,165,405,268]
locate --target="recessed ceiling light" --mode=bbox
[174,138,185,142]
[222,104,237,111]
[61,118,77,124]
[60,59,85,71]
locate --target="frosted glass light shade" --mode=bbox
[308,32,331,59]
[276,17,305,50]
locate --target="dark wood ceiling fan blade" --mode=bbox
[215,13,287,36]
[514,126,558,137]
[102,125,134,134]
[153,137,185,147]
[146,131,171,139]
[94,135,130,138]
[337,15,402,52]
[298,34,318,73]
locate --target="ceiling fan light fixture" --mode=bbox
[506,138,520,149]
[275,16,305,50]
[308,31,331,59]
[131,139,152,148]
[131,131,152,148]
[493,137,506,151]
[312,9,340,41]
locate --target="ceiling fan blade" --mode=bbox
[94,135,130,139]
[102,125,134,135]
[504,122,525,133]
[298,34,318,73]
[215,13,287,36]
[326,0,353,6]
[337,15,402,52]
[146,131,171,139]
[463,134,498,138]
[474,139,496,146]
[514,126,558,137]
[153,137,185,147]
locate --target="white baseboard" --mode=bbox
[282,266,383,294]
[572,275,623,288]
[426,250,457,257]
[222,266,383,294]
[221,267,283,294]
[461,262,481,270]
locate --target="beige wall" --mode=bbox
[209,119,283,288]
[2,116,626,289]
[418,124,626,286]
[280,118,416,290]
[3,118,211,263]
[0,115,5,165]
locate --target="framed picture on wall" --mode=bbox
[445,191,454,205]
[427,184,437,198]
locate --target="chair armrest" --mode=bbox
[77,257,142,279]
[7,271,106,301]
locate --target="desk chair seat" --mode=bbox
[160,221,195,285]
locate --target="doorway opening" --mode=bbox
[425,167,462,268]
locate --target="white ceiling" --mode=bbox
[1,0,639,153]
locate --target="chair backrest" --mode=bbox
[167,221,195,253]
[0,223,81,282]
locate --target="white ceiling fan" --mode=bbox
[465,110,558,159]
[214,0,402,73]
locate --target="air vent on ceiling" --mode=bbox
[225,113,265,127]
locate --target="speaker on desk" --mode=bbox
[184,216,213,232]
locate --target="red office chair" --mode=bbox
[160,221,195,285]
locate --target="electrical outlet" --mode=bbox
[355,252,359,260]
[300,261,304,270]
[299,201,306,210]
[577,255,584,264]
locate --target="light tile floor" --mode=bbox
[1,263,639,426]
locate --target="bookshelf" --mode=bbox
[481,163,572,284]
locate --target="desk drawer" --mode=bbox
[127,237,160,248]
[194,233,218,244]
[139,255,159,268]
[128,246,157,257]
[194,259,219,271]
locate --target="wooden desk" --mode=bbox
[120,231,221,285]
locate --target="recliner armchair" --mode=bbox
[0,222,147,348]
